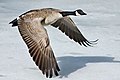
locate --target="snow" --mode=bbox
[0,0,120,80]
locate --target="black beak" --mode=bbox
[82,12,87,15]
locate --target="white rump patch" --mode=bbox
[17,17,20,20]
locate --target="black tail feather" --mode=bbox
[9,18,18,27]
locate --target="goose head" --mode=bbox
[75,9,87,16]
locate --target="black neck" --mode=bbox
[60,11,76,17]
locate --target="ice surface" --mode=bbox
[0,0,120,80]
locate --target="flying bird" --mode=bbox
[9,8,98,78]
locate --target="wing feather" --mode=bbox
[51,17,98,47]
[18,18,60,78]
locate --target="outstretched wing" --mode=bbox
[18,18,60,78]
[51,17,98,47]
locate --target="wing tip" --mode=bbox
[79,39,99,47]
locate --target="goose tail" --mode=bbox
[9,18,18,27]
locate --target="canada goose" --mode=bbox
[9,8,98,78]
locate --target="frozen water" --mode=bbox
[0,0,120,80]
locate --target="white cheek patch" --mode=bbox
[75,11,80,16]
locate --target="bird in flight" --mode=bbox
[9,8,98,78]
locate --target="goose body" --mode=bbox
[9,8,97,78]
